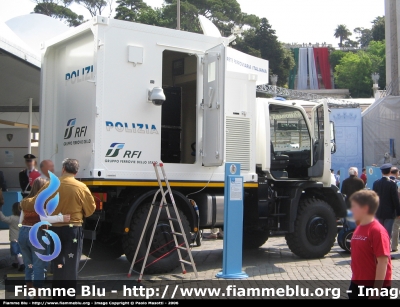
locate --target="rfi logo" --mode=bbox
[105,143,125,157]
[64,118,88,139]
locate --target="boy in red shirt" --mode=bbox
[349,190,391,299]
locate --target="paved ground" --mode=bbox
[1,229,400,299]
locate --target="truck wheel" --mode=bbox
[337,229,345,249]
[82,235,124,261]
[122,203,191,274]
[341,230,353,253]
[285,198,336,258]
[243,228,269,249]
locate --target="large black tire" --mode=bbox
[285,198,337,258]
[82,235,124,261]
[122,203,191,274]
[243,227,269,249]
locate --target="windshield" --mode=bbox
[270,106,311,153]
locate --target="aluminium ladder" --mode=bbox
[127,162,198,281]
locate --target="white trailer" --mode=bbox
[40,16,346,273]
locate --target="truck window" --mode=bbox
[269,105,311,178]
[161,50,197,164]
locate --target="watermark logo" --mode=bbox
[28,172,61,261]
[64,118,76,139]
[105,143,125,157]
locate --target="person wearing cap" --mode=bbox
[373,163,400,242]
[341,167,365,208]
[390,167,400,182]
[390,167,400,252]
[18,154,38,198]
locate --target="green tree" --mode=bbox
[334,24,352,47]
[234,29,261,58]
[162,0,203,32]
[75,0,113,17]
[235,18,294,87]
[136,6,168,26]
[334,52,373,98]
[115,0,148,21]
[33,0,84,26]
[329,50,347,70]
[354,27,372,48]
[343,39,358,47]
[161,0,247,35]
[114,0,259,35]
[371,16,385,41]
[366,40,386,88]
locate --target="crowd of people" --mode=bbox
[331,165,400,248]
[0,154,96,299]
[1,154,400,299]
[330,164,400,299]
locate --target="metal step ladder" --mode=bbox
[127,162,198,281]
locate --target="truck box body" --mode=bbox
[40,17,269,186]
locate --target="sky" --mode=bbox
[1,0,385,46]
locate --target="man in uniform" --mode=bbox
[20,158,96,298]
[341,167,365,207]
[390,167,400,252]
[18,154,37,198]
[373,163,400,240]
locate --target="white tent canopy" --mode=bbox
[6,13,69,56]
[0,14,68,116]
[362,95,400,167]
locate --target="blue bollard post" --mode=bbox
[216,162,248,279]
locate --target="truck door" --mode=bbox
[308,102,331,186]
[202,44,225,167]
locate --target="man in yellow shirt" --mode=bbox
[21,158,96,298]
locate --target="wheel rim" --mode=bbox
[147,222,175,258]
[344,231,353,252]
[306,215,329,245]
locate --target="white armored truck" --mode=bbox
[40,16,346,273]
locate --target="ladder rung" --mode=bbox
[168,217,178,222]
[179,260,193,266]
[176,246,187,251]
[172,232,183,236]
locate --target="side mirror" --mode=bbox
[331,142,336,154]
[330,121,336,154]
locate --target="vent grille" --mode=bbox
[226,117,251,171]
